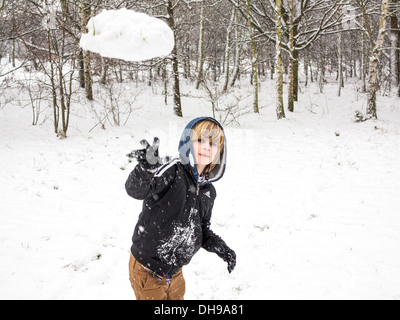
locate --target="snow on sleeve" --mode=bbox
[79,9,174,62]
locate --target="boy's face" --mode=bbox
[192,137,220,168]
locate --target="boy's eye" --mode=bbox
[197,138,216,147]
[196,138,217,148]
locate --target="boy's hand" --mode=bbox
[225,248,236,274]
[212,243,236,274]
[127,137,163,171]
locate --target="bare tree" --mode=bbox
[287,0,295,111]
[196,0,205,90]
[80,0,93,101]
[222,8,236,93]
[246,0,259,113]
[18,0,77,137]
[166,0,183,117]
[275,0,285,119]
[229,10,243,88]
[356,0,391,119]
[231,0,345,109]
[337,5,344,97]
[389,0,399,96]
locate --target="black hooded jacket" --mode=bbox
[125,117,229,276]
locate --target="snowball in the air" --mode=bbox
[80,9,175,62]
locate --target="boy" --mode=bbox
[126,117,236,300]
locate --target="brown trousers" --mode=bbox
[129,254,186,300]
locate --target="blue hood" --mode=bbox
[178,117,227,185]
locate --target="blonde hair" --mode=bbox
[190,120,224,177]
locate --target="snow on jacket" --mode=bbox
[126,117,228,276]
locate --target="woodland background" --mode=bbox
[1,0,399,138]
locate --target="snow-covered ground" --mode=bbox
[1,71,400,300]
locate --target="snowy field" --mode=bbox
[1,69,400,300]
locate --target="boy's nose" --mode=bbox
[201,141,210,150]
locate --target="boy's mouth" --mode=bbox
[199,153,210,159]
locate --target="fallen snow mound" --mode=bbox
[80,9,174,62]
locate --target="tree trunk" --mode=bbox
[47,30,59,135]
[81,0,93,101]
[275,0,285,119]
[304,49,310,86]
[196,2,205,90]
[223,9,235,93]
[100,57,108,85]
[293,49,299,102]
[389,2,399,93]
[163,59,168,105]
[288,0,295,112]
[337,26,343,97]
[230,13,241,87]
[246,0,259,113]
[361,24,367,93]
[167,0,183,117]
[78,49,85,88]
[366,0,390,119]
[318,40,326,93]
